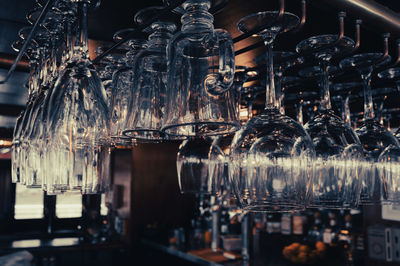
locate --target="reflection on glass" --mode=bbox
[100,193,108,216]
[14,183,44,219]
[55,193,82,218]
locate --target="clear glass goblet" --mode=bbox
[339,53,399,204]
[296,33,364,210]
[229,11,315,213]
[44,0,110,194]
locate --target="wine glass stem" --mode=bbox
[28,60,39,96]
[74,1,89,58]
[275,71,285,114]
[360,67,375,120]
[318,59,332,111]
[62,15,74,64]
[264,41,276,110]
[248,100,254,119]
[344,95,351,126]
[297,102,303,125]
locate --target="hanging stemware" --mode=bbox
[123,6,180,142]
[296,25,364,209]
[44,0,110,194]
[339,35,399,204]
[229,9,315,212]
[110,29,147,146]
[11,37,39,184]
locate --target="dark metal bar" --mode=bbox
[234,41,264,56]
[0,0,55,84]
[318,0,400,36]
[92,0,186,64]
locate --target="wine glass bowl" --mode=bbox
[229,10,315,213]
[177,137,219,195]
[295,32,364,209]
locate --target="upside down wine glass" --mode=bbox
[339,52,399,204]
[123,6,178,142]
[110,29,146,146]
[230,11,315,212]
[331,82,362,127]
[296,33,364,209]
[44,0,110,194]
[22,26,63,189]
[11,39,40,184]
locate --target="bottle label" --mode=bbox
[266,222,273,234]
[323,229,332,244]
[293,216,304,235]
[272,222,281,234]
[281,215,291,235]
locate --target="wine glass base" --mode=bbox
[307,203,357,210]
[331,82,363,96]
[378,67,400,79]
[123,129,165,141]
[237,11,299,37]
[339,53,392,70]
[242,202,305,213]
[298,65,338,77]
[296,34,355,56]
[162,121,240,137]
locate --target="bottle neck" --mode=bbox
[181,3,214,32]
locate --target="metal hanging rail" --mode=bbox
[0,0,55,84]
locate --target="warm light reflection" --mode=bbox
[50,237,79,247]
[12,239,41,248]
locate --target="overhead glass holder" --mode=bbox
[0,0,55,84]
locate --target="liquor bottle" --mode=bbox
[292,211,308,243]
[323,211,338,246]
[307,210,323,244]
[281,213,292,236]
[220,206,230,235]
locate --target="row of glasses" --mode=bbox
[123,6,178,141]
[11,0,111,195]
[176,6,400,214]
[110,29,147,146]
[44,0,110,194]
[339,43,400,205]
[295,22,365,209]
[230,8,315,212]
